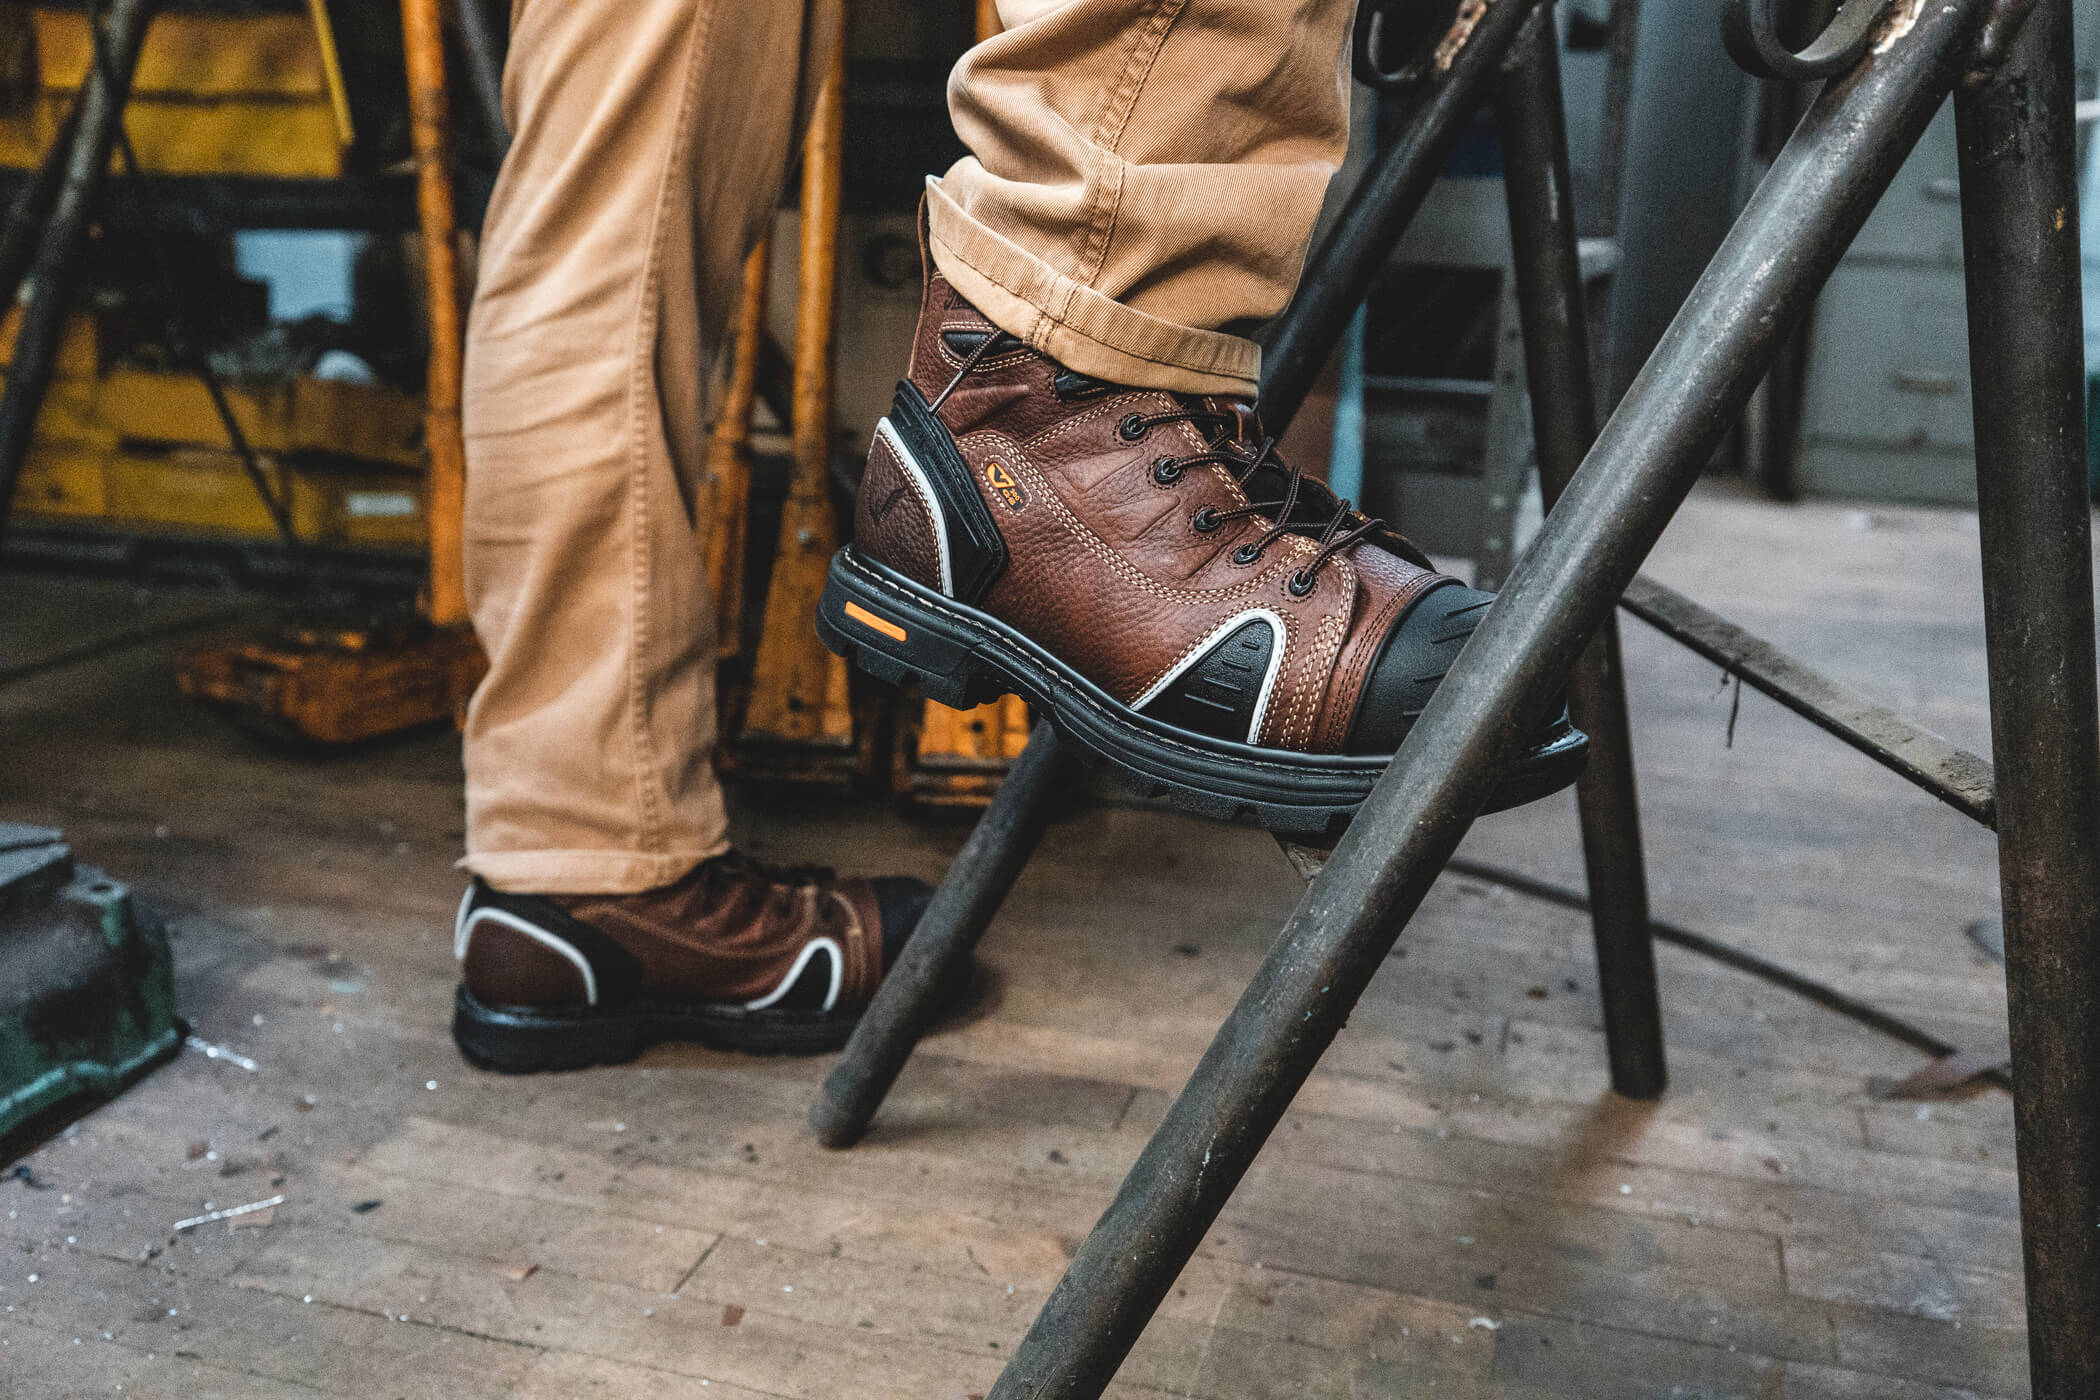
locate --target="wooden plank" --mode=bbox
[507,1351,782,1400]
[6,1115,717,1297]
[0,1318,339,1400]
[1780,1359,2012,1398]
[0,1250,540,1399]
[1784,1243,2027,1330]
[228,1226,1017,1400]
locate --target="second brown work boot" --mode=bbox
[816,238,1587,840]
[450,852,934,1071]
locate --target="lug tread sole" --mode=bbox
[818,549,1587,841]
[451,986,858,1073]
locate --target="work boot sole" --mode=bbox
[818,547,1589,839]
[452,985,865,1072]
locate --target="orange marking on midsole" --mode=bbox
[843,601,907,643]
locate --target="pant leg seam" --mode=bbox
[621,0,717,861]
[1074,0,1185,290]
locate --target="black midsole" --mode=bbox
[817,547,1587,826]
[452,985,859,1070]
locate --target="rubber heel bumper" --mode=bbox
[452,987,648,1073]
[817,547,1591,839]
[816,567,1003,713]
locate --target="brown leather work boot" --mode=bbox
[450,853,934,1071]
[816,239,1586,839]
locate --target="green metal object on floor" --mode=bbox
[0,822,179,1141]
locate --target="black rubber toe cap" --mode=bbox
[1345,581,1571,756]
[871,875,935,970]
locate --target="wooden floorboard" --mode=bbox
[0,488,2060,1397]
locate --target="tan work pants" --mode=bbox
[462,0,1357,894]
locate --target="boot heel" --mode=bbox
[816,554,995,711]
[452,987,645,1073]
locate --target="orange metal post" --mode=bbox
[700,242,769,660]
[400,0,467,628]
[740,0,852,749]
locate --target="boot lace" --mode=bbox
[934,332,1387,595]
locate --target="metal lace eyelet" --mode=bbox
[1232,544,1262,566]
[1287,570,1316,597]
[1191,506,1221,534]
[1118,413,1150,442]
[1151,457,1183,486]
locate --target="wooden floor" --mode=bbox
[0,486,2056,1398]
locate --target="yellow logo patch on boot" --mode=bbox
[983,459,1028,512]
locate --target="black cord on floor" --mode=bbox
[1442,857,2013,1094]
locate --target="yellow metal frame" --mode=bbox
[305,0,355,148]
[699,243,769,662]
[735,0,860,774]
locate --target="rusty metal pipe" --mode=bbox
[702,242,770,659]
[741,0,850,746]
[401,0,469,627]
[1494,7,1666,1100]
[1259,0,1554,435]
[1953,2,2100,1389]
[812,722,1072,1148]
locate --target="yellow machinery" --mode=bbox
[9,340,427,551]
[175,610,483,746]
[0,2,421,556]
[0,4,352,178]
[171,0,483,745]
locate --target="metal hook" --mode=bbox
[1721,0,1893,82]
[1352,0,1465,91]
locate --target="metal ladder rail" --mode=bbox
[985,1,2100,1394]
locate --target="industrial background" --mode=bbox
[3,1,2098,1397]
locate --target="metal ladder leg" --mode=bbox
[1493,8,1667,1100]
[1952,4,2100,1391]
[811,722,1071,1148]
[986,4,1979,1389]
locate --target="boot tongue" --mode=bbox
[1194,395,1260,445]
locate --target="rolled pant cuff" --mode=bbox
[925,178,1261,399]
[457,843,729,897]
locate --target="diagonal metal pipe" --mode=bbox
[988,1,1997,1391]
[0,0,155,546]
